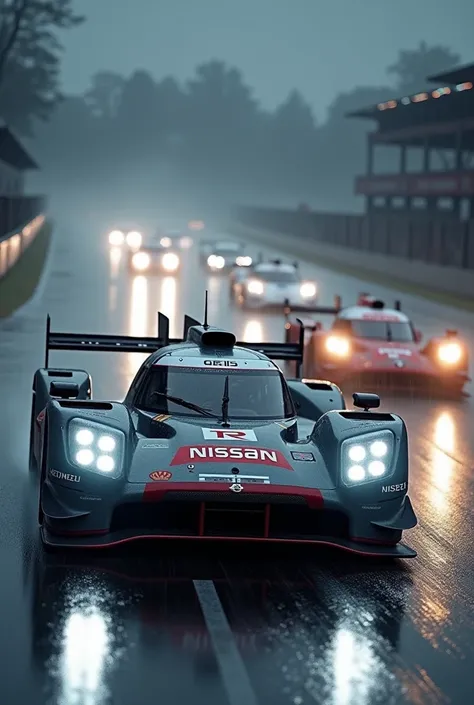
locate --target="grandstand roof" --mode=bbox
[0,126,38,170]
[346,63,474,148]
[428,62,474,85]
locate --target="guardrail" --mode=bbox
[234,207,474,270]
[0,196,47,280]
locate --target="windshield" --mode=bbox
[215,241,241,253]
[139,367,294,420]
[255,270,298,283]
[351,320,414,342]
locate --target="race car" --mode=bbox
[284,293,470,397]
[201,239,248,271]
[157,227,193,250]
[107,227,143,250]
[28,306,417,556]
[128,244,181,274]
[231,259,318,309]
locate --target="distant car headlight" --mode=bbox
[300,282,317,298]
[325,335,350,357]
[68,419,125,479]
[131,251,151,271]
[108,230,124,246]
[208,255,225,269]
[437,342,462,364]
[236,256,252,267]
[342,431,395,486]
[180,236,192,248]
[126,231,142,249]
[162,251,180,271]
[160,237,172,248]
[247,279,264,295]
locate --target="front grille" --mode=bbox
[354,372,430,389]
[110,500,349,540]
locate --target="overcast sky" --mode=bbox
[61,0,473,120]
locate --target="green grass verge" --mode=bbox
[231,225,474,312]
[0,221,52,318]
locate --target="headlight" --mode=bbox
[68,419,125,479]
[180,236,192,248]
[126,231,142,249]
[131,251,150,271]
[325,335,350,357]
[108,230,124,246]
[342,431,395,486]
[236,256,252,267]
[208,255,225,269]
[162,251,180,271]
[247,279,264,295]
[437,342,462,364]
[160,237,171,248]
[300,282,317,298]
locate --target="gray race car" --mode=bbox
[30,308,417,556]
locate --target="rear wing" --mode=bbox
[44,312,306,375]
[283,296,342,328]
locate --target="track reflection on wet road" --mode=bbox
[1,218,474,705]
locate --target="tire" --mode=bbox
[28,394,37,472]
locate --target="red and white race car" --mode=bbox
[284,293,470,397]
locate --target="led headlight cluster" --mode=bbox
[341,430,395,486]
[68,419,125,479]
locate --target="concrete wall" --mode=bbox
[231,222,474,299]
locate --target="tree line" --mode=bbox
[0,3,462,209]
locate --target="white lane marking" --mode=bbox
[193,580,259,705]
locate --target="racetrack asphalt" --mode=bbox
[0,212,473,705]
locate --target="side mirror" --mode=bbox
[50,381,79,398]
[353,392,380,410]
[414,329,423,343]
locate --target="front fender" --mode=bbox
[310,409,408,493]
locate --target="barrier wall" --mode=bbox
[233,207,474,299]
[0,196,46,281]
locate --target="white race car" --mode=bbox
[231,260,317,309]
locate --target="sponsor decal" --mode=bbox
[149,470,172,481]
[382,482,407,493]
[198,473,270,484]
[378,348,412,357]
[49,469,80,483]
[143,442,169,448]
[362,313,401,322]
[171,445,293,470]
[79,495,102,501]
[202,428,257,441]
[152,414,171,423]
[291,451,315,462]
[394,360,405,368]
[204,360,238,367]
[361,504,381,510]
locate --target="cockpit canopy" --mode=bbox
[137,364,295,420]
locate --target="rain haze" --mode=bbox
[18,0,473,216]
[61,0,474,117]
[2,2,474,705]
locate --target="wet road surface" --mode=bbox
[0,215,473,704]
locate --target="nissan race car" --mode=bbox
[231,259,318,309]
[285,293,470,397]
[201,239,249,271]
[29,304,417,556]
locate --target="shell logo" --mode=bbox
[149,470,172,481]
